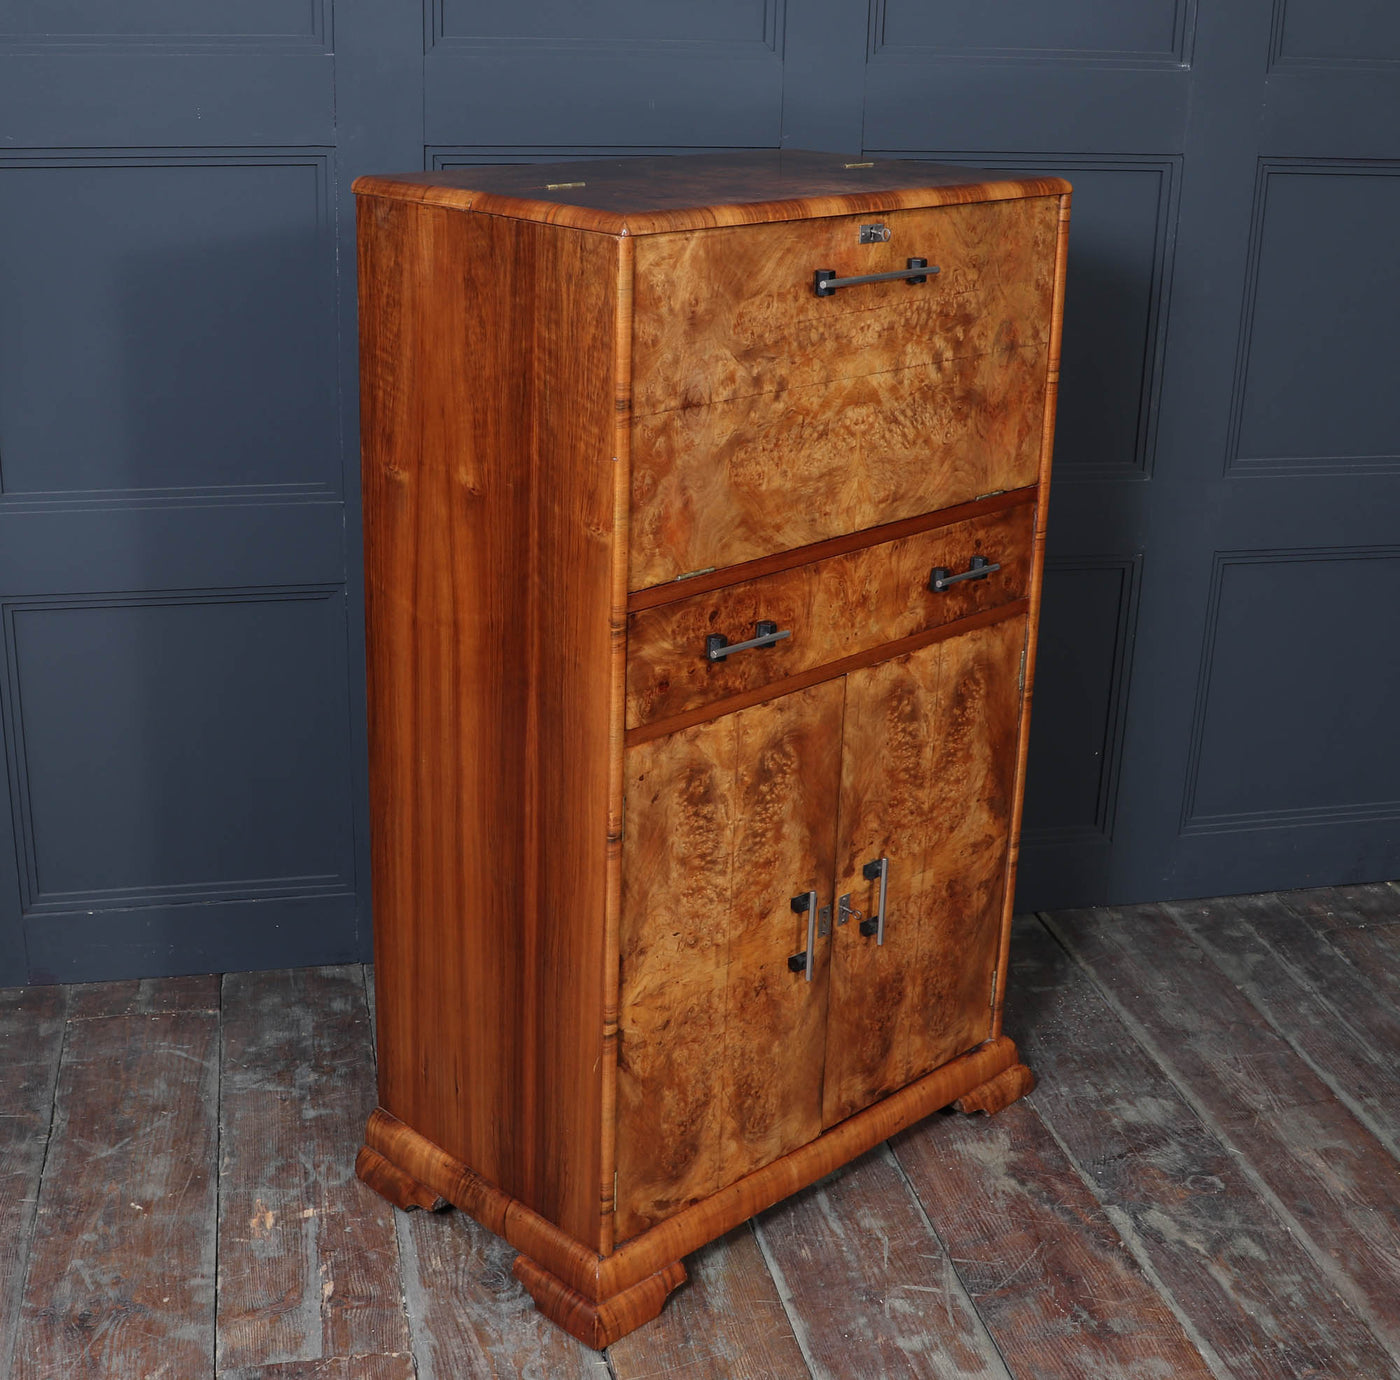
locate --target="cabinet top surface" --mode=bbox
[352,149,1071,235]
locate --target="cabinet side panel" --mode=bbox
[358,197,618,1245]
[993,190,1072,1035]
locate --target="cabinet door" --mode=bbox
[823,617,1026,1126]
[615,680,842,1239]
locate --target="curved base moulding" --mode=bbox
[356,1034,1032,1346]
[954,1062,1037,1116]
[513,1255,688,1349]
[354,1144,448,1213]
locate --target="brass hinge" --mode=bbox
[1017,647,1027,695]
[989,968,999,1013]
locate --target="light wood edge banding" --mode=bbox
[624,599,1031,748]
[598,234,634,1257]
[363,1034,1020,1301]
[350,177,1075,236]
[627,486,1038,612]
[991,189,1072,1036]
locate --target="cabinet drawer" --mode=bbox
[626,498,1034,729]
[628,195,1060,589]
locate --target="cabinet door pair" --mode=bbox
[615,617,1026,1239]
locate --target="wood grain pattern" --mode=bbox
[356,1146,448,1213]
[952,1062,1036,1115]
[893,1105,1218,1380]
[1056,903,1400,1353]
[625,600,1029,749]
[0,986,66,1378]
[626,502,1033,728]
[823,619,1026,1125]
[218,968,409,1371]
[626,486,1035,613]
[64,973,219,1020]
[753,1145,1012,1379]
[394,1199,610,1380]
[632,196,1059,415]
[1300,885,1400,1014]
[1166,892,1400,1152]
[990,191,1070,1038]
[513,1255,687,1350]
[363,1039,1022,1307]
[630,343,1049,588]
[221,1358,415,1380]
[1011,915,1399,1379]
[14,1012,218,1380]
[606,1226,809,1380]
[615,682,843,1239]
[353,150,1072,236]
[359,194,621,1248]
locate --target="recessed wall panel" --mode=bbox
[5,591,355,907]
[1231,164,1400,473]
[1021,560,1138,842]
[0,0,323,43]
[1183,551,1400,830]
[436,0,773,45]
[1273,0,1400,66]
[0,155,338,497]
[876,0,1187,60]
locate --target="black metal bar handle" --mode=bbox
[929,555,1000,593]
[813,258,938,297]
[705,619,792,662]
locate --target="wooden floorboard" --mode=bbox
[751,1144,1010,1380]
[1013,913,1399,1380]
[217,967,409,1373]
[395,1200,610,1380]
[1,882,1398,1378]
[1049,903,1400,1365]
[0,986,67,1380]
[893,1099,1216,1379]
[607,1226,810,1380]
[14,1000,220,1380]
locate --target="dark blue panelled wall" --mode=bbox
[1,1,1397,982]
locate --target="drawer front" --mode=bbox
[628,195,1060,589]
[626,500,1034,730]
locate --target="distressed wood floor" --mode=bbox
[2,882,1399,1378]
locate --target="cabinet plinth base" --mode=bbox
[355,1144,448,1213]
[359,1035,1027,1346]
[514,1255,687,1349]
[953,1062,1036,1115]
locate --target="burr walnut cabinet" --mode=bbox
[352,151,1070,1347]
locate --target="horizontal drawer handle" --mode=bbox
[929,555,1000,592]
[704,619,793,662]
[813,258,939,297]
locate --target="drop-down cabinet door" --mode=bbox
[822,617,1028,1127]
[615,679,843,1240]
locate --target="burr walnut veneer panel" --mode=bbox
[626,497,1034,728]
[354,152,1067,1348]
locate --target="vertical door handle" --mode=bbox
[788,890,818,981]
[858,857,889,945]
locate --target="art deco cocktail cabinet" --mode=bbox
[352,151,1070,1347]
